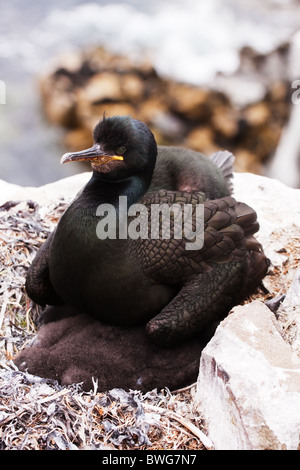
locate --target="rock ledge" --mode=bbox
[196,300,300,450]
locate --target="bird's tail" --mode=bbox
[209,150,235,194]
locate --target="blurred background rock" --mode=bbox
[0,0,300,187]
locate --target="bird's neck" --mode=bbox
[82,170,150,207]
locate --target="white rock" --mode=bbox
[233,172,300,267]
[196,301,300,450]
[233,172,300,232]
[0,172,91,207]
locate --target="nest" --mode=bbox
[1,196,299,450]
[0,199,211,450]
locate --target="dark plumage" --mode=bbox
[150,146,234,197]
[25,115,268,347]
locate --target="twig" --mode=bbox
[35,388,71,405]
[144,403,214,450]
[172,382,196,393]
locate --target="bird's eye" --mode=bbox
[115,146,127,155]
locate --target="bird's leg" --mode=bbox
[145,260,246,346]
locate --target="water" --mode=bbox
[0,0,299,186]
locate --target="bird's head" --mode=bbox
[61,115,157,183]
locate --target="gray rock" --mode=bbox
[0,172,90,207]
[196,300,300,450]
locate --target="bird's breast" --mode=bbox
[48,203,176,325]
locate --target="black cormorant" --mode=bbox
[25,115,268,346]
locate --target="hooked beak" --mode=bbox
[60,144,124,165]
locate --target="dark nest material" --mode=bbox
[0,199,211,450]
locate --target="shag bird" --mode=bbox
[25,115,268,346]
